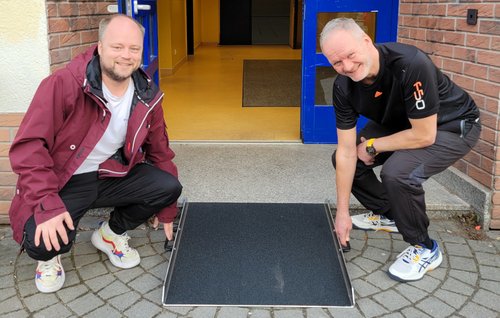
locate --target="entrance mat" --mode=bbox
[163,202,354,307]
[242,59,301,107]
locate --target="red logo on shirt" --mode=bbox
[413,81,426,110]
[374,91,383,98]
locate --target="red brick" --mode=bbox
[0,130,10,143]
[49,34,60,50]
[69,17,92,32]
[398,27,411,39]
[479,20,500,36]
[400,3,412,15]
[428,4,447,16]
[413,4,429,15]
[484,98,499,114]
[410,28,426,41]
[452,74,475,91]
[419,16,439,29]
[48,18,70,33]
[60,32,81,47]
[448,4,494,18]
[466,34,491,50]
[58,3,79,17]
[442,58,463,73]
[464,149,481,166]
[475,80,500,99]
[0,201,11,216]
[81,30,98,44]
[453,47,477,62]
[489,67,500,84]
[430,55,443,68]
[478,111,498,130]
[50,47,71,65]
[0,158,13,173]
[479,126,496,144]
[0,114,23,127]
[0,172,17,186]
[430,42,453,58]
[490,218,500,229]
[463,62,488,80]
[402,16,419,28]
[0,187,15,201]
[481,156,494,173]
[71,44,93,59]
[468,164,493,188]
[474,139,495,160]
[47,3,57,18]
[456,19,479,33]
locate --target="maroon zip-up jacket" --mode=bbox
[9,46,178,244]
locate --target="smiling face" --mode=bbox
[321,29,378,84]
[98,16,143,84]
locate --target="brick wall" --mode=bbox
[46,0,115,71]
[0,114,24,224]
[398,0,500,228]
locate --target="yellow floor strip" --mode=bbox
[160,45,302,141]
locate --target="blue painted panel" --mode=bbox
[119,0,159,85]
[301,0,399,144]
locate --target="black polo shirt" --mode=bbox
[332,42,479,131]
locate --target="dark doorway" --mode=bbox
[220,0,252,45]
[186,0,194,55]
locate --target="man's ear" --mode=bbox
[97,41,102,55]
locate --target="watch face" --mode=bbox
[366,146,377,156]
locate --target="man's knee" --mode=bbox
[23,216,76,261]
[23,235,74,261]
[150,173,182,207]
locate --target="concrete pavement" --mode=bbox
[1,143,499,317]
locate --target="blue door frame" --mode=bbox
[118,0,159,85]
[301,0,399,143]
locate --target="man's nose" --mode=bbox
[343,60,355,72]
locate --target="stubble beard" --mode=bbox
[101,63,137,83]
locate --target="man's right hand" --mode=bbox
[335,211,352,247]
[34,211,74,251]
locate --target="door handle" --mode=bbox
[134,0,151,14]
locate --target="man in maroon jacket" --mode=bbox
[9,14,182,293]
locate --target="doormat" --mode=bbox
[242,59,301,107]
[163,202,354,308]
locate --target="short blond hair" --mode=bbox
[98,14,145,41]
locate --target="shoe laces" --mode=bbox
[113,233,133,254]
[364,211,381,224]
[398,245,426,264]
[37,257,62,280]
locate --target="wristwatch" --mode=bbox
[366,138,377,156]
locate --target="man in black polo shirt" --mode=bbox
[320,18,480,282]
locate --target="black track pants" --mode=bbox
[23,163,182,261]
[332,120,480,245]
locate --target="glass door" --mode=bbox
[301,0,399,143]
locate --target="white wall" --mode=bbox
[0,0,50,113]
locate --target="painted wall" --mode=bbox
[0,0,50,112]
[158,0,187,72]
[201,0,220,43]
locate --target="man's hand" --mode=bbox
[34,211,74,251]
[335,211,352,247]
[357,137,375,165]
[152,217,174,241]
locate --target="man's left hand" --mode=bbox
[357,137,375,165]
[151,217,174,240]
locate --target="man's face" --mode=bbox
[98,17,143,83]
[322,30,375,83]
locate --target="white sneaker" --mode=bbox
[388,240,443,282]
[352,211,399,232]
[35,255,65,293]
[91,221,140,269]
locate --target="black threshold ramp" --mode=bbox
[162,202,354,308]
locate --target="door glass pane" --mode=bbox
[316,12,377,53]
[315,66,337,106]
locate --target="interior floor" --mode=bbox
[160,44,302,141]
